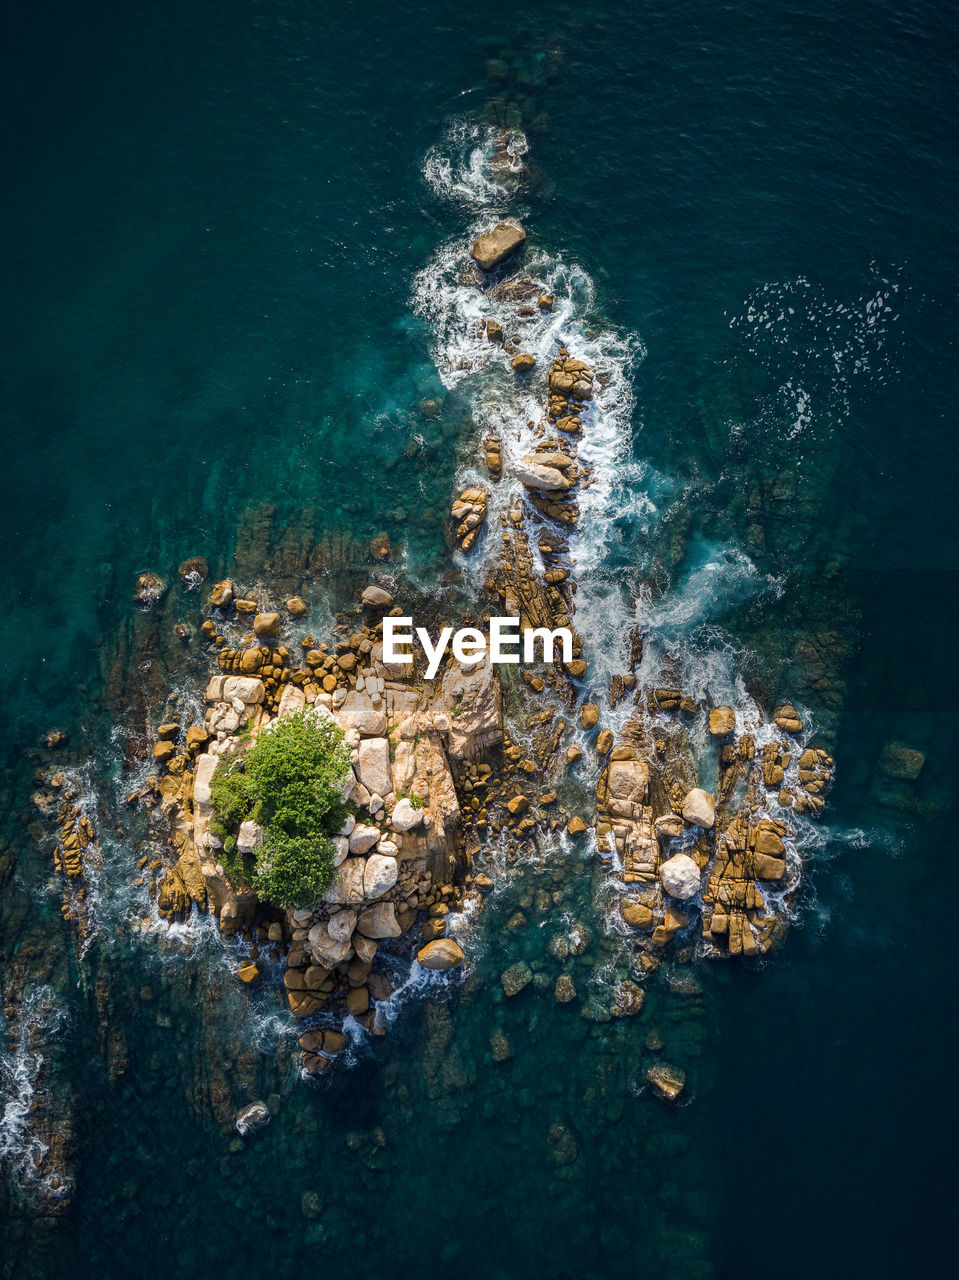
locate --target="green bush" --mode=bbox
[209,709,353,910]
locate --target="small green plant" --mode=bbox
[209,710,352,910]
[409,792,424,810]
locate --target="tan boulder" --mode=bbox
[754,853,787,881]
[682,788,715,829]
[357,902,402,939]
[324,858,367,907]
[620,899,654,929]
[469,221,526,271]
[253,612,281,638]
[773,704,804,733]
[240,648,263,673]
[515,460,569,491]
[607,759,649,803]
[654,814,684,839]
[361,585,393,609]
[709,706,736,736]
[417,938,464,970]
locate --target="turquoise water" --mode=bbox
[2,1,957,1275]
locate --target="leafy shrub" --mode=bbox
[209,709,352,910]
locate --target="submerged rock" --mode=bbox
[235,1101,271,1135]
[554,974,577,1003]
[133,572,166,606]
[646,1063,686,1103]
[879,741,926,780]
[501,961,532,996]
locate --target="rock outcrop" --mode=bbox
[470,221,526,271]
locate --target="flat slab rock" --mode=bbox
[470,222,526,271]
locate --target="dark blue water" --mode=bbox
[2,1,957,1276]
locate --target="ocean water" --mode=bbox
[2,1,957,1276]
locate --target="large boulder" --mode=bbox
[348,823,381,855]
[357,902,402,939]
[222,676,265,705]
[654,813,684,839]
[205,676,226,703]
[469,221,526,271]
[515,460,569,491]
[621,899,654,929]
[754,853,787,881]
[773,703,804,733]
[646,1063,686,1103]
[659,853,702,900]
[607,760,649,804]
[327,908,357,942]
[324,857,367,906]
[361,585,393,610]
[210,580,234,608]
[390,797,423,832]
[682,788,715,829]
[253,612,281,638]
[417,938,464,970]
[307,922,352,966]
[192,754,218,808]
[438,656,503,760]
[337,705,388,737]
[277,684,306,717]
[236,820,263,854]
[709,706,736,736]
[363,853,398,899]
[356,738,392,797]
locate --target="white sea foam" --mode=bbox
[423,119,527,207]
[0,985,69,1200]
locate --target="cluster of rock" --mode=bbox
[484,433,502,478]
[124,206,841,1107]
[135,576,509,1070]
[547,351,593,435]
[460,261,596,691]
[450,485,488,553]
[589,693,834,963]
[28,773,98,946]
